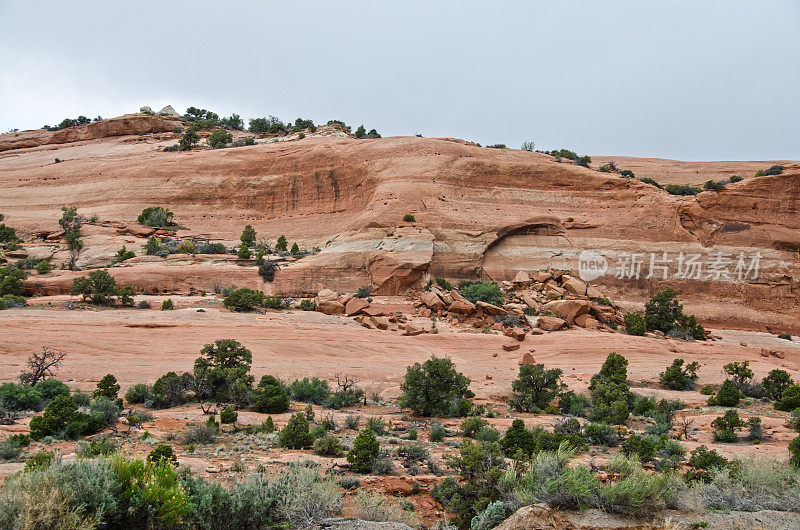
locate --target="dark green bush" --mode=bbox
[0,267,27,296]
[399,356,472,417]
[0,294,27,309]
[624,313,646,336]
[125,383,154,404]
[147,444,178,466]
[665,184,702,196]
[458,280,504,307]
[510,363,566,412]
[638,177,662,188]
[137,206,175,228]
[70,269,124,305]
[299,299,316,311]
[223,287,264,311]
[461,416,489,438]
[763,165,783,176]
[403,213,416,222]
[279,413,314,449]
[220,406,238,425]
[777,385,800,412]
[251,375,289,413]
[326,389,363,410]
[161,298,173,310]
[111,246,135,264]
[347,427,380,472]
[659,359,700,390]
[0,382,43,412]
[258,260,279,281]
[94,374,120,400]
[428,421,446,442]
[34,260,52,274]
[34,379,70,402]
[240,225,256,246]
[703,179,726,191]
[621,435,655,462]
[207,129,232,148]
[289,377,330,404]
[716,379,741,407]
[29,395,104,440]
[584,422,619,446]
[762,369,794,401]
[685,445,730,482]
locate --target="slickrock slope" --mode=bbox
[1,116,798,330]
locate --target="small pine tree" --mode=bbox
[94,374,120,400]
[220,406,238,425]
[241,225,256,246]
[290,242,299,255]
[147,444,178,466]
[237,244,252,259]
[347,427,380,472]
[716,379,740,407]
[278,412,313,449]
[275,235,288,252]
[161,299,174,310]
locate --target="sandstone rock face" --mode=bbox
[315,289,344,315]
[139,106,153,114]
[0,114,182,151]
[2,129,798,330]
[542,300,590,324]
[538,316,567,331]
[502,342,520,351]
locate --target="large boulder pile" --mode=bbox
[410,269,624,335]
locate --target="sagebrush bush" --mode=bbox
[313,434,344,456]
[289,377,330,404]
[181,424,218,445]
[125,383,154,404]
[353,489,417,525]
[458,280,504,307]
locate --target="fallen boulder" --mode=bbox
[542,299,590,323]
[345,297,370,316]
[538,316,567,331]
[476,300,507,316]
[448,299,476,314]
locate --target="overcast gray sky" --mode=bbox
[1,1,798,160]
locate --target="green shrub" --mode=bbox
[279,413,314,449]
[223,287,264,311]
[746,417,763,442]
[711,410,743,442]
[365,416,388,435]
[624,313,647,336]
[704,179,726,191]
[326,389,363,410]
[763,165,783,176]
[0,294,27,309]
[638,176,662,188]
[716,379,741,407]
[137,206,174,227]
[89,397,121,427]
[161,299,173,310]
[264,295,283,309]
[314,434,344,456]
[778,332,793,341]
[29,395,104,440]
[510,363,566,412]
[33,379,69,403]
[659,358,700,390]
[111,246,135,264]
[621,435,656,462]
[458,280,504,307]
[558,391,589,417]
[94,374,120,400]
[70,269,125,305]
[685,445,730,482]
[207,129,232,148]
[588,352,632,424]
[299,299,316,311]
[236,244,252,259]
[399,356,472,416]
[0,267,26,296]
[125,383,154,404]
[258,260,278,281]
[762,369,794,401]
[584,422,620,446]
[181,424,218,445]
[791,436,800,467]
[461,416,489,438]
[289,377,330,404]
[777,385,800,412]
[428,421,446,442]
[403,213,416,223]
[665,184,702,195]
[220,406,238,425]
[34,260,53,274]
[0,382,43,412]
[275,235,288,252]
[251,375,289,413]
[240,225,256,246]
[147,444,178,466]
[347,427,380,472]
